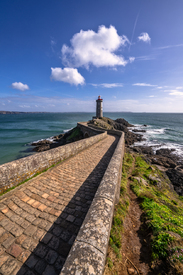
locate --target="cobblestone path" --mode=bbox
[0,135,118,275]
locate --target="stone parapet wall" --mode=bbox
[61,131,125,275]
[77,121,106,138]
[0,131,107,194]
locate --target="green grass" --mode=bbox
[130,154,183,264]
[67,127,82,141]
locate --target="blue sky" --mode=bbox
[1,0,183,112]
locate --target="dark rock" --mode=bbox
[33,144,51,152]
[166,169,183,196]
[115,118,134,127]
[156,148,176,157]
[143,124,147,127]
[31,140,52,146]
[149,156,176,168]
[132,146,154,155]
[132,129,146,133]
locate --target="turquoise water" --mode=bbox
[0,112,183,165]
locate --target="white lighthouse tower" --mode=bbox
[96,95,103,118]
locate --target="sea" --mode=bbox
[0,112,183,165]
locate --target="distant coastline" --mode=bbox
[0,111,48,114]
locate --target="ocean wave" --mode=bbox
[131,123,183,160]
[63,128,73,133]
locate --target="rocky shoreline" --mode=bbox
[30,116,183,197]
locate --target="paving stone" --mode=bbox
[38,204,47,212]
[34,244,49,258]
[48,215,56,223]
[25,214,36,223]
[2,235,15,249]
[16,234,27,245]
[24,225,37,237]
[16,265,28,275]
[10,225,24,237]
[18,250,31,263]
[48,236,60,250]
[54,255,65,271]
[43,265,57,275]
[74,218,83,226]
[33,228,45,240]
[25,254,39,269]
[45,250,58,264]
[22,237,35,250]
[41,233,53,244]
[6,243,22,257]
[0,218,10,228]
[21,220,30,229]
[60,230,72,242]
[52,226,62,237]
[32,218,41,226]
[38,220,48,229]
[0,253,10,267]
[5,210,14,219]
[39,212,49,220]
[0,257,18,275]
[32,201,41,208]
[3,220,14,231]
[34,259,47,274]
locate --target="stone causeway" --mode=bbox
[0,133,121,275]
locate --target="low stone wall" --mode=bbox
[0,131,107,194]
[77,122,105,138]
[61,131,125,275]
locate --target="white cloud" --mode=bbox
[11,82,29,91]
[129,57,135,63]
[133,83,157,87]
[51,67,85,86]
[164,90,183,96]
[169,91,183,96]
[138,32,151,43]
[62,25,129,68]
[176,87,183,90]
[149,95,155,97]
[91,83,123,88]
[51,37,56,52]
[19,105,30,108]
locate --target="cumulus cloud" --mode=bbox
[62,25,129,68]
[51,67,85,86]
[91,83,123,88]
[164,90,183,96]
[133,83,157,87]
[138,32,151,43]
[129,57,135,63]
[11,82,29,91]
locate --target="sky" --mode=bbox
[0,0,183,112]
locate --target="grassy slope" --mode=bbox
[105,151,183,274]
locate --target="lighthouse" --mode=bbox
[96,95,103,118]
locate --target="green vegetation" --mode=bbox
[130,154,183,269]
[106,152,133,268]
[67,127,83,141]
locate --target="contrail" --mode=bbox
[129,11,140,51]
